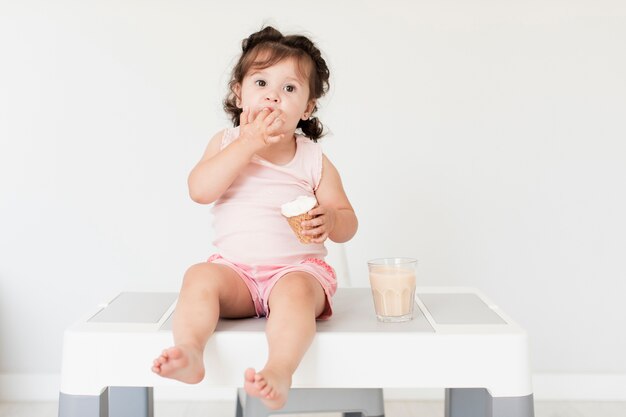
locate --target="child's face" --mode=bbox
[237,57,315,135]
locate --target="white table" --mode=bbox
[58,287,534,417]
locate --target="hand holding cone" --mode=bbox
[281,196,317,244]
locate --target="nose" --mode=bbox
[265,90,280,103]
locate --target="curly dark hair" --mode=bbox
[223,26,330,141]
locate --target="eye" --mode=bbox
[255,79,266,87]
[284,85,296,93]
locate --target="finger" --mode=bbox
[266,117,284,133]
[263,109,283,126]
[303,216,324,229]
[266,122,284,139]
[265,122,284,142]
[253,107,273,123]
[307,206,325,217]
[311,232,329,243]
[305,225,325,236]
[240,106,250,125]
[246,107,256,124]
[265,133,284,144]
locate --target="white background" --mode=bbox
[1,0,625,400]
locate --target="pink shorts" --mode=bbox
[207,254,337,319]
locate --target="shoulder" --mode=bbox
[295,135,324,188]
[321,153,339,178]
[296,134,323,162]
[221,126,241,145]
[214,126,242,147]
[315,153,352,210]
[317,153,340,190]
[200,127,238,160]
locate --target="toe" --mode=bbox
[244,368,256,383]
[256,381,267,392]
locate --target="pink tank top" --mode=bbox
[211,127,327,265]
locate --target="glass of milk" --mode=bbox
[367,258,417,322]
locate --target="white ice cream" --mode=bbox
[281,195,317,217]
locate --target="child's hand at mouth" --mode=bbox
[239,106,284,148]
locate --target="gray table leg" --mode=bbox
[59,388,108,417]
[238,388,384,417]
[109,387,153,417]
[445,388,534,417]
[236,389,244,417]
[492,393,535,417]
[59,387,153,417]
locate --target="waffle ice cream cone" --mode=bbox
[281,196,317,244]
[286,212,314,243]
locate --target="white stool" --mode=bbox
[58,287,534,417]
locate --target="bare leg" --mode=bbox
[152,262,255,383]
[244,272,326,409]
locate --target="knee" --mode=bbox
[274,274,319,301]
[182,263,222,293]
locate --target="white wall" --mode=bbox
[1,0,625,400]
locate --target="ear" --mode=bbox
[302,99,316,120]
[234,83,242,108]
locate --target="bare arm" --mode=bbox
[188,107,285,204]
[188,129,256,204]
[303,154,358,243]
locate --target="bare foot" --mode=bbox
[151,345,205,384]
[243,367,292,410]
